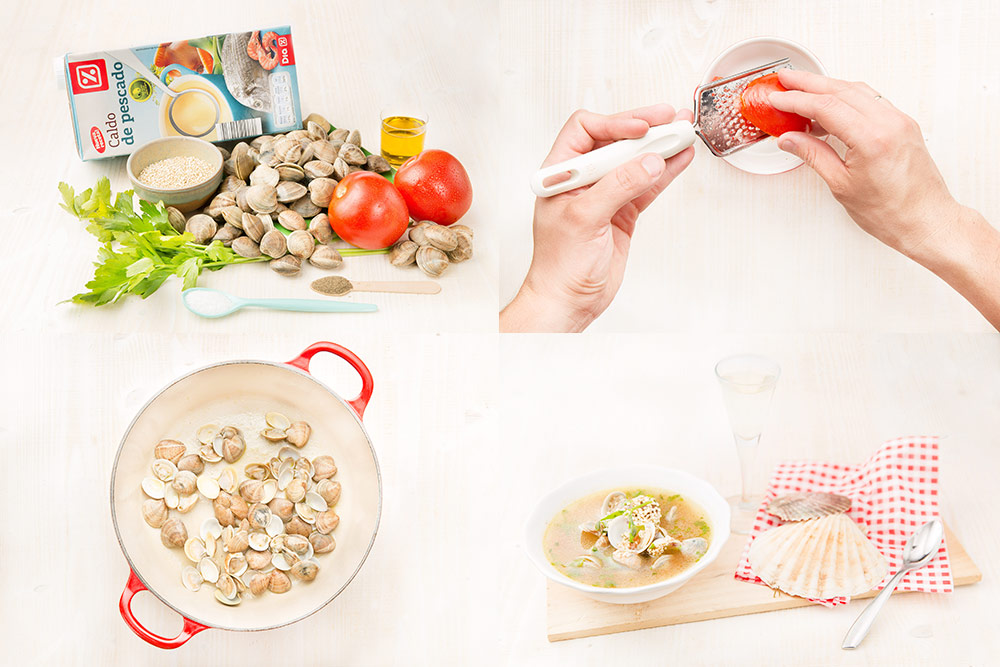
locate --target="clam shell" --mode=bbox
[242,213,265,242]
[270,255,301,276]
[246,184,278,214]
[260,230,288,259]
[197,475,221,500]
[141,477,166,499]
[232,236,261,258]
[151,459,177,482]
[767,492,852,522]
[196,425,218,445]
[680,537,708,560]
[184,218,219,245]
[303,159,335,180]
[276,162,306,182]
[266,412,292,430]
[601,491,627,516]
[248,531,270,551]
[310,246,343,270]
[290,195,322,218]
[249,164,280,187]
[276,181,308,204]
[605,515,655,553]
[201,518,224,541]
[748,513,889,600]
[199,557,220,584]
[308,178,337,207]
[287,230,316,259]
[181,566,203,592]
[184,537,207,563]
[155,439,186,464]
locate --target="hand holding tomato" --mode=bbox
[394,150,472,225]
[766,68,959,258]
[768,68,1000,330]
[739,72,811,136]
[327,171,410,249]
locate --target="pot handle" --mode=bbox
[119,570,209,649]
[286,342,374,419]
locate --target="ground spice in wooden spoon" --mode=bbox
[311,276,354,296]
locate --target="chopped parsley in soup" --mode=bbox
[543,488,711,588]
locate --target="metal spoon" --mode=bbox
[842,519,944,650]
[182,288,377,318]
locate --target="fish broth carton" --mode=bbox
[62,28,302,160]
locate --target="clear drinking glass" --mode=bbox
[715,354,781,534]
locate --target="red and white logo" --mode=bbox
[90,127,106,154]
[69,59,109,95]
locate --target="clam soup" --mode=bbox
[543,487,711,588]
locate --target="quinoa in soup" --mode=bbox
[543,488,711,588]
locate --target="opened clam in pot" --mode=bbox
[525,466,730,605]
[111,342,381,648]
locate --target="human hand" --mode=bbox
[500,104,695,332]
[768,69,961,259]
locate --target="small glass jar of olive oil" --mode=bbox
[380,109,428,167]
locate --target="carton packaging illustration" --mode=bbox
[63,28,302,160]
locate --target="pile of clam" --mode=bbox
[389,221,473,277]
[167,112,392,277]
[140,411,341,606]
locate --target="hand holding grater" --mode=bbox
[530,59,792,197]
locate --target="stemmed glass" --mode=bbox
[715,354,781,534]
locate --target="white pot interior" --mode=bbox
[111,361,381,631]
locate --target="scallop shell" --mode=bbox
[748,513,889,600]
[767,492,852,522]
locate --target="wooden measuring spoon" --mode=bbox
[311,276,441,297]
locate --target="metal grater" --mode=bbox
[530,57,794,197]
[693,58,792,157]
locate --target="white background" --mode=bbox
[498,0,1000,333]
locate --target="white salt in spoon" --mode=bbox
[182,288,377,318]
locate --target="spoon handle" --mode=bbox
[347,281,442,294]
[244,297,377,313]
[841,568,908,649]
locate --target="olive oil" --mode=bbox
[380,114,427,167]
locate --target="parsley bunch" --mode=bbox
[59,178,266,305]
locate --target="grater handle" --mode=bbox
[530,120,696,197]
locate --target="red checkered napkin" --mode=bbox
[734,436,952,606]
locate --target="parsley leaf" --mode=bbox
[59,178,267,305]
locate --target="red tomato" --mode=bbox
[394,150,473,226]
[327,172,410,249]
[739,72,811,137]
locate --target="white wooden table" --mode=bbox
[498,0,1000,333]
[2,0,498,336]
[496,333,1000,666]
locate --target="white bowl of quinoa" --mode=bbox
[127,137,224,212]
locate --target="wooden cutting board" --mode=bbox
[546,524,980,642]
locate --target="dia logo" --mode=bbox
[69,59,109,94]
